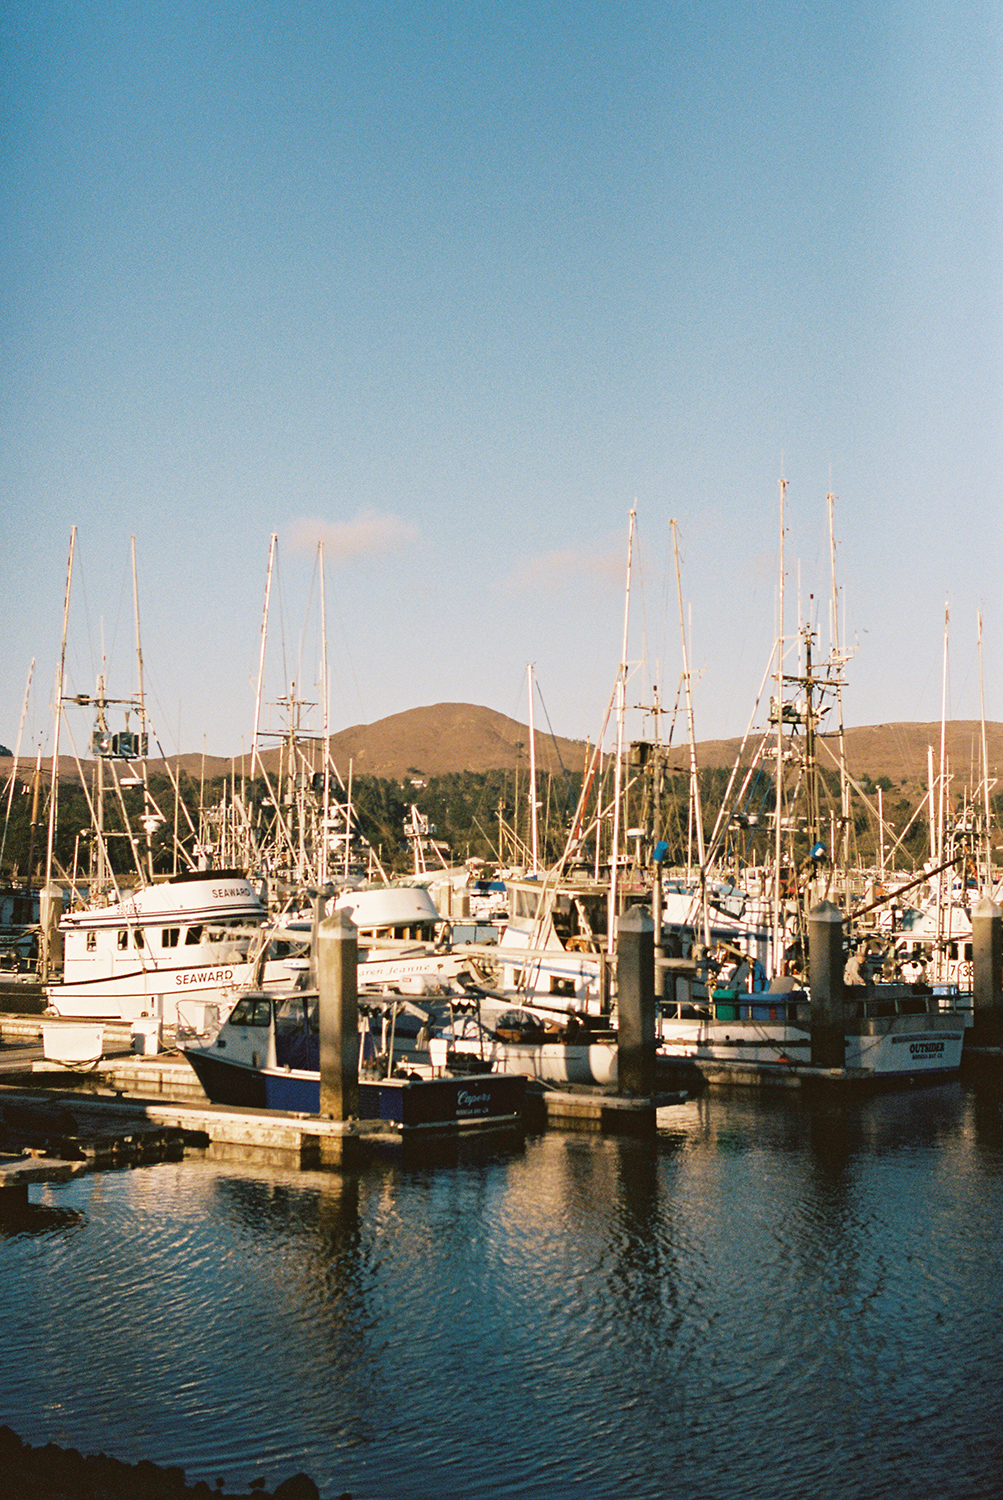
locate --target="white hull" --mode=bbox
[449,1036,617,1086]
[659,1010,966,1079]
[45,953,298,1024]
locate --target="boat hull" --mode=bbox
[184,1049,526,1131]
[658,1011,966,1080]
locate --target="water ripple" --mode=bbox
[1,1085,1002,1499]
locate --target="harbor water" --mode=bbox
[2,1080,1002,1500]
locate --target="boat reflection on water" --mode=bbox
[1,1083,1002,1500]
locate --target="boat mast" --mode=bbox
[978,610,992,891]
[671,519,708,946]
[45,529,75,890]
[607,509,635,957]
[827,491,851,901]
[527,663,539,874]
[319,542,331,885]
[42,529,75,981]
[129,535,156,881]
[771,480,786,979]
[250,534,276,796]
[935,600,949,976]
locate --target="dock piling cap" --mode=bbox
[319,908,357,938]
[808,900,844,926]
[619,906,654,935]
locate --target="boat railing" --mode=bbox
[848,984,972,1020]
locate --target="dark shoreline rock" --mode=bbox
[0,1426,331,1500]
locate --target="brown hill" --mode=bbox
[315,702,592,779]
[0,704,590,783]
[668,720,1003,790]
[3,709,1000,789]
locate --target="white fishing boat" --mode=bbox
[272,883,488,997]
[657,979,966,1081]
[43,868,294,1025]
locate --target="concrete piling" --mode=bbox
[39,883,64,980]
[617,906,656,1096]
[809,901,846,1070]
[316,909,359,1163]
[971,896,1003,1049]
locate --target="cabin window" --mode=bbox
[274,996,309,1036]
[550,977,576,997]
[162,928,180,949]
[229,996,271,1027]
[185,925,203,945]
[134,930,144,948]
[512,889,541,920]
[86,931,97,951]
[965,943,973,961]
[117,930,128,950]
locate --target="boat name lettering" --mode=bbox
[211,886,247,899]
[175,967,235,987]
[456,1089,492,1113]
[909,1041,945,1056]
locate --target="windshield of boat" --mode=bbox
[273,995,313,1036]
[228,995,272,1027]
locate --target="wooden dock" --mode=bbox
[0,1155,84,1210]
[535,1085,687,1134]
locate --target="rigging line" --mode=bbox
[147,732,199,851]
[1,659,34,873]
[533,678,576,815]
[60,716,122,904]
[106,758,146,884]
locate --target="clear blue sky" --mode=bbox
[3,0,1000,760]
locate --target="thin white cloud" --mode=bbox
[286,510,419,559]
[503,545,624,594]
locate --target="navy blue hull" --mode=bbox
[185,1049,525,1131]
